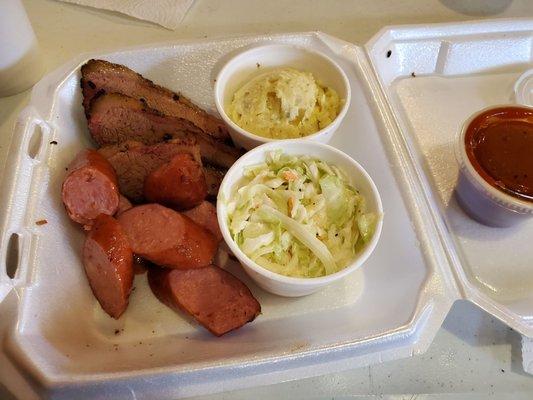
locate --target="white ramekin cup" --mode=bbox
[217,140,383,297]
[455,105,533,227]
[214,44,351,150]
[514,69,533,106]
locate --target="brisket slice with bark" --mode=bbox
[98,139,223,203]
[203,165,224,200]
[81,59,230,142]
[88,92,241,169]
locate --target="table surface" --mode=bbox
[1,0,533,398]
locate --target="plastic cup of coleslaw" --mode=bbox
[217,140,383,297]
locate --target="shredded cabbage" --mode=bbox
[226,150,378,278]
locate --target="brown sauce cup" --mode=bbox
[455,105,533,227]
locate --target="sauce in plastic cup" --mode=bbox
[455,105,533,227]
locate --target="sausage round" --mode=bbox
[144,153,207,210]
[62,149,119,227]
[182,201,222,242]
[117,204,217,269]
[148,264,261,336]
[132,254,148,275]
[82,214,133,319]
[115,195,133,216]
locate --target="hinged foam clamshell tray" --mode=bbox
[0,19,531,399]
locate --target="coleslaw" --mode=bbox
[226,150,378,278]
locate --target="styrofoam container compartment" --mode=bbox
[1,20,533,399]
[366,18,533,333]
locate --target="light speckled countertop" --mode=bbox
[1,1,533,398]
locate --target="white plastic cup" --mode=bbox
[217,140,383,297]
[214,44,351,150]
[0,0,43,97]
[515,69,533,107]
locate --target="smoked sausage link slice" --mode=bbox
[144,153,207,210]
[83,214,133,319]
[62,149,119,226]
[148,265,261,336]
[115,195,133,216]
[132,255,148,275]
[98,138,214,203]
[183,201,222,242]
[117,204,217,269]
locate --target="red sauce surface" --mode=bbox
[465,106,533,202]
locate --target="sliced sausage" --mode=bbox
[62,149,119,227]
[144,153,207,210]
[133,254,148,275]
[82,214,133,319]
[148,264,261,336]
[183,201,222,242]
[98,138,206,203]
[117,204,217,269]
[115,195,132,216]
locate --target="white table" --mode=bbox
[1,1,533,398]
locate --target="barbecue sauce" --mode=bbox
[465,106,533,202]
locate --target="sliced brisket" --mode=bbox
[88,92,241,169]
[81,59,230,142]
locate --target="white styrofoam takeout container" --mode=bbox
[217,140,383,297]
[1,19,533,399]
[213,44,351,149]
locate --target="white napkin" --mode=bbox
[521,336,533,374]
[59,0,195,30]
